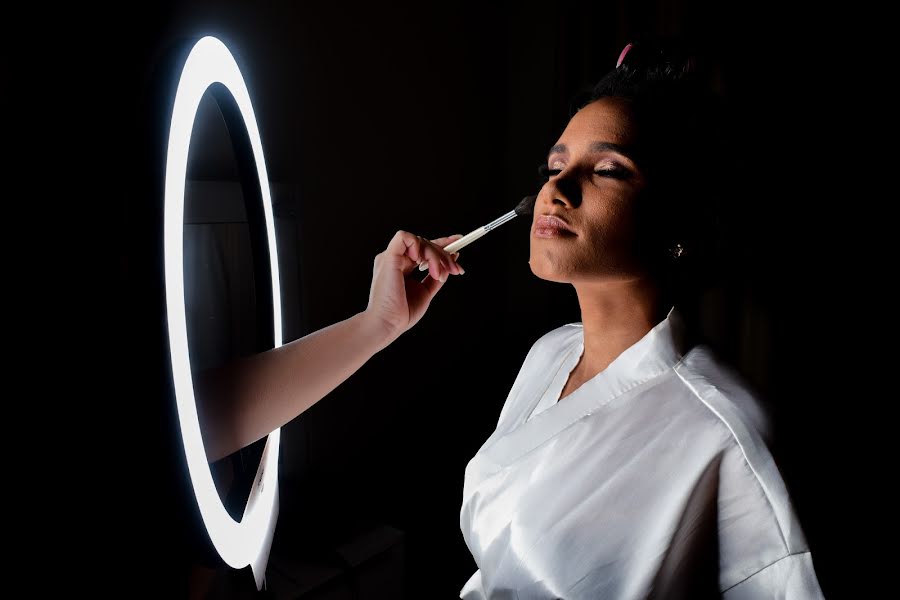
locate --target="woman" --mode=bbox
[459,43,824,599]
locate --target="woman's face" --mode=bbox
[530,97,649,284]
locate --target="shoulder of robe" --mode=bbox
[674,345,773,443]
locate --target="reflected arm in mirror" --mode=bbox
[195,231,464,462]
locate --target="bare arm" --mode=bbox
[196,231,463,462]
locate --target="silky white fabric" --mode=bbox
[460,313,824,599]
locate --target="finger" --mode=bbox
[394,253,419,275]
[429,234,463,248]
[391,232,461,276]
[420,270,446,297]
[416,236,452,270]
[431,236,464,274]
[378,248,420,276]
[385,230,427,266]
[427,256,446,282]
[415,240,454,280]
[431,235,463,273]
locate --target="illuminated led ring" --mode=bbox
[164,36,281,573]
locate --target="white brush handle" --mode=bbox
[418,209,517,271]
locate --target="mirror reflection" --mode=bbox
[184,89,267,519]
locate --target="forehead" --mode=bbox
[555,98,638,151]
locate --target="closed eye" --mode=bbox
[594,166,630,180]
[540,163,630,181]
[538,164,561,180]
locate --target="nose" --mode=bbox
[540,169,581,209]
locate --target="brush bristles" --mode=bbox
[514,194,537,216]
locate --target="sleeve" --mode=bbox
[722,552,825,599]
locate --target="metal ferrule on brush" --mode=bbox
[484,210,518,232]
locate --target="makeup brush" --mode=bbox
[418,195,537,271]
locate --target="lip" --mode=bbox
[533,214,576,238]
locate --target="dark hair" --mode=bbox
[579,40,729,309]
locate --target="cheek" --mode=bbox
[575,205,643,270]
[590,196,638,241]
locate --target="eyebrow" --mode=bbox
[547,142,634,160]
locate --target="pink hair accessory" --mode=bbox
[616,42,634,68]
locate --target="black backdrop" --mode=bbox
[42,1,873,597]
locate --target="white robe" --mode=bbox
[459,314,824,599]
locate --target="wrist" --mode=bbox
[356,309,401,352]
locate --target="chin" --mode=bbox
[529,257,575,283]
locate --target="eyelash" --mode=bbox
[537,164,560,179]
[537,164,629,180]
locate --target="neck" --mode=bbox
[573,277,666,378]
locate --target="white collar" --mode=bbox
[469,309,686,477]
[575,307,686,398]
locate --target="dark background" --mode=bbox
[42,0,870,597]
